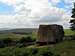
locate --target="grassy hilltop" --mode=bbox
[0,28,74,56]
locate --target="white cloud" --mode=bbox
[64,0,75,4]
[0,0,16,5]
[48,0,61,5]
[0,0,74,28]
[30,7,71,28]
[63,0,75,11]
[0,15,33,28]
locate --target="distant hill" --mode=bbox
[0,28,11,31]
[0,28,38,34]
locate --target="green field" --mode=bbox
[0,40,74,56]
[0,33,33,40]
[0,29,74,39]
[0,29,74,56]
[64,29,75,36]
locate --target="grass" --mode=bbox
[64,29,75,36]
[28,40,75,56]
[50,40,75,56]
[0,40,74,56]
[0,29,74,56]
[0,29,74,39]
[0,33,32,40]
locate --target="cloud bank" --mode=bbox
[0,0,75,28]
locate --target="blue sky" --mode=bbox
[49,0,73,15]
[0,2,15,15]
[0,0,74,28]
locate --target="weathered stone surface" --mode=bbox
[36,24,64,45]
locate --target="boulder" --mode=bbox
[36,24,64,45]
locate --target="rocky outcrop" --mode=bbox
[36,24,64,45]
